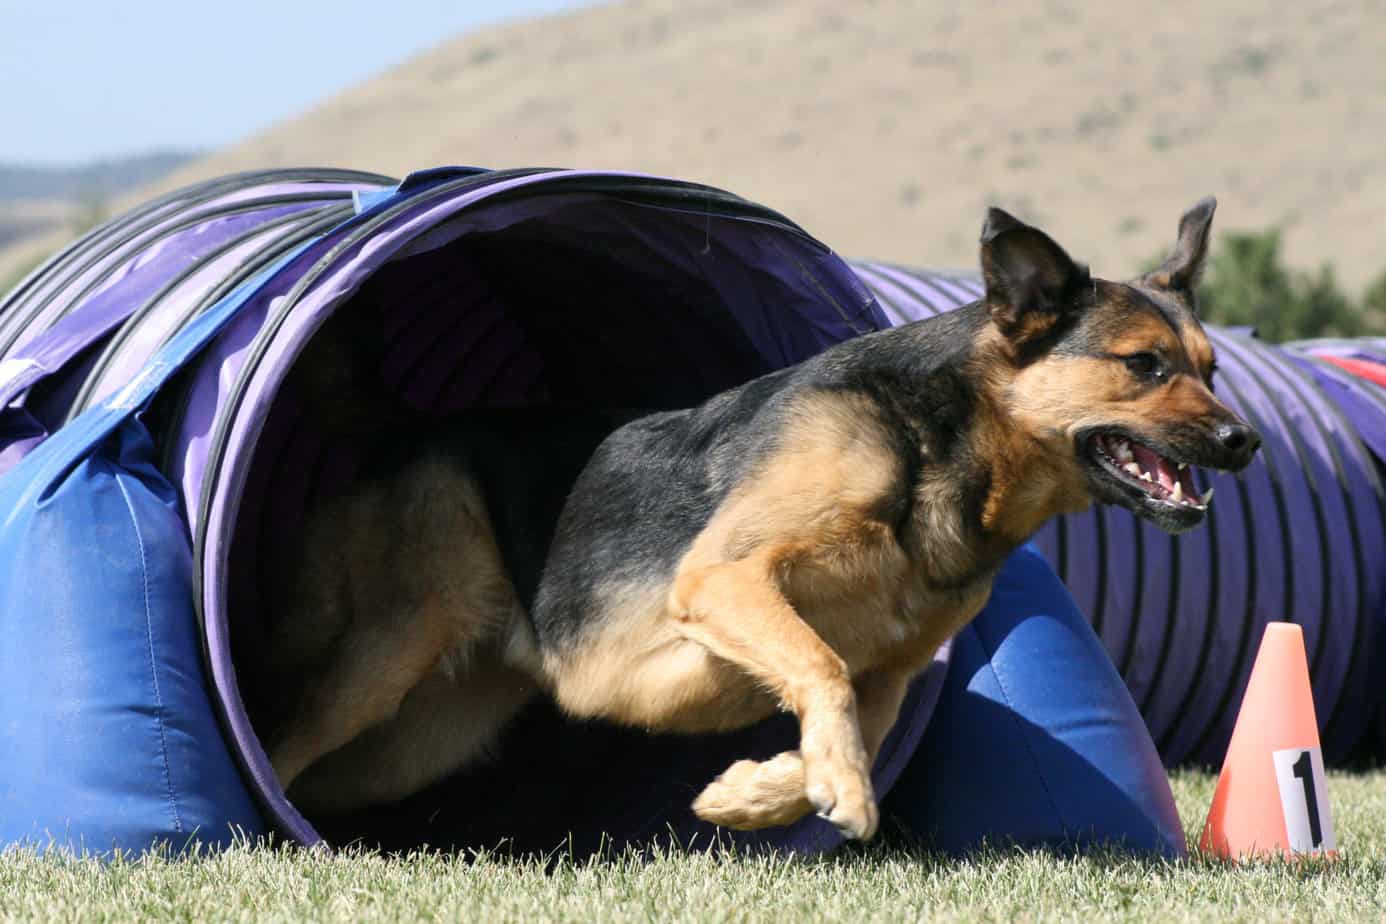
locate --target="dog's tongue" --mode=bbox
[1132,443,1177,491]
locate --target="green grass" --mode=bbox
[3,770,1385,922]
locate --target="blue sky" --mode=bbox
[0,0,594,166]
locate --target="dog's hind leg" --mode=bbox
[691,668,917,833]
[691,752,811,831]
[265,611,456,791]
[670,559,877,840]
[286,659,536,813]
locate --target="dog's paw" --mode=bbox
[804,769,878,840]
[801,723,878,840]
[692,754,812,830]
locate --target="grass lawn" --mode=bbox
[2,769,1384,922]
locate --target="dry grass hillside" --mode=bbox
[14,0,1386,289]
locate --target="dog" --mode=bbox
[247,197,1260,841]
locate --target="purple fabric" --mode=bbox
[1287,353,1386,464]
[0,198,183,330]
[0,207,312,398]
[77,217,327,412]
[1290,337,1386,367]
[2,183,364,355]
[0,178,379,479]
[851,262,1386,765]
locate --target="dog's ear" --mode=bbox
[980,207,1092,345]
[1141,196,1216,300]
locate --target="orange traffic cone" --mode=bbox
[1200,622,1337,860]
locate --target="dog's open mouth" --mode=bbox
[1089,432,1212,511]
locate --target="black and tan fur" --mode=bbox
[248,198,1260,839]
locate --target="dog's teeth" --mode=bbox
[1123,462,1141,476]
[1177,461,1187,471]
[1116,441,1134,462]
[1200,487,1215,504]
[1171,482,1184,503]
[1140,471,1153,482]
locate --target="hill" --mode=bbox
[15,0,1386,291]
[0,151,198,204]
[0,151,199,285]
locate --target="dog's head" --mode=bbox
[978,197,1260,534]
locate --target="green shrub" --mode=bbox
[1195,229,1366,342]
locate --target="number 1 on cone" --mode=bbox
[1272,746,1336,854]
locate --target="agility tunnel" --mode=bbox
[0,166,1378,858]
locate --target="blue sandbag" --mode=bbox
[884,545,1186,856]
[0,271,273,856]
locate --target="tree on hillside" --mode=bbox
[1362,271,1386,335]
[1197,231,1369,343]
[1196,230,1366,342]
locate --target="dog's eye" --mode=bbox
[1123,352,1162,379]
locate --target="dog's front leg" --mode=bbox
[689,667,918,836]
[854,668,918,765]
[671,559,877,840]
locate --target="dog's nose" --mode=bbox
[1214,420,1261,468]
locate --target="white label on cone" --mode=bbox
[1272,746,1335,853]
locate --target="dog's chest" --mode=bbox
[785,532,993,676]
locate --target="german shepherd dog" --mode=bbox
[248,198,1260,841]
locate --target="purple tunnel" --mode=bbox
[1,167,1382,852]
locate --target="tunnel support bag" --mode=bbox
[0,256,300,855]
